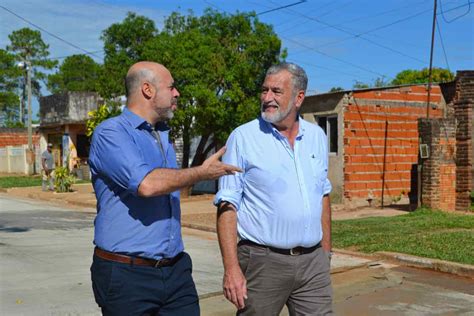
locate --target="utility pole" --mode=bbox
[426,0,437,118]
[419,0,438,208]
[19,92,23,123]
[17,60,34,174]
[26,60,32,153]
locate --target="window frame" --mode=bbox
[314,114,338,155]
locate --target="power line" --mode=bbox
[199,0,384,79]
[275,1,428,64]
[439,0,471,23]
[204,0,390,78]
[287,0,428,40]
[436,18,451,71]
[308,2,472,48]
[320,1,472,48]
[281,35,391,79]
[0,4,103,61]
[295,59,374,81]
[278,3,430,51]
[50,50,105,61]
[315,0,353,19]
[277,1,472,65]
[257,1,306,16]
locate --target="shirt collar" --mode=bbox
[122,107,171,134]
[258,115,305,140]
[122,107,148,129]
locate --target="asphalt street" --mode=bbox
[1,194,473,316]
[0,195,226,315]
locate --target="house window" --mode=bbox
[315,115,338,154]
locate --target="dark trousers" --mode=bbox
[91,252,200,316]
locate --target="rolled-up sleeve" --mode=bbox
[89,123,153,196]
[323,178,332,195]
[321,128,332,196]
[214,130,244,210]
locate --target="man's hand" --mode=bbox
[200,147,242,180]
[223,266,248,310]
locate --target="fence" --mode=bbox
[0,145,41,174]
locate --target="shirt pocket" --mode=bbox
[309,154,327,186]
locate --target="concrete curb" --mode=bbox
[333,248,379,260]
[375,251,474,279]
[182,222,216,233]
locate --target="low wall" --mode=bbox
[0,145,40,174]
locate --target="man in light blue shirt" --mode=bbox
[89,61,240,315]
[215,63,333,315]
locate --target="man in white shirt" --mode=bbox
[215,63,333,315]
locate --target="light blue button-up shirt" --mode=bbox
[89,108,183,260]
[214,116,331,249]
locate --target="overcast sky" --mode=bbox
[1,0,473,118]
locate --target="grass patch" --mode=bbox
[333,208,474,265]
[0,175,42,188]
[0,175,90,188]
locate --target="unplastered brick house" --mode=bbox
[300,84,446,208]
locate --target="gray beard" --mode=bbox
[156,107,174,121]
[261,103,293,124]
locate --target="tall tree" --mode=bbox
[6,27,57,123]
[391,68,454,85]
[47,54,101,94]
[98,12,158,98]
[142,9,285,167]
[0,49,22,124]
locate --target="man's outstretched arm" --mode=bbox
[138,147,241,197]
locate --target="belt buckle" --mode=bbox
[154,259,164,268]
[289,248,301,256]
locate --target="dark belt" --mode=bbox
[94,247,183,268]
[238,239,321,256]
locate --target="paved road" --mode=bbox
[1,194,473,315]
[0,195,226,315]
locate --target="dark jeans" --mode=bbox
[91,252,199,316]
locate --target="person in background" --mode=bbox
[41,143,55,191]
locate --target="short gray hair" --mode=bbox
[125,68,157,98]
[266,62,308,94]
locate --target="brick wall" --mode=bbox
[454,71,473,210]
[0,128,40,147]
[343,85,444,205]
[419,118,457,211]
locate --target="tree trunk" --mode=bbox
[180,123,192,198]
[181,126,190,169]
[201,139,217,159]
[191,134,210,167]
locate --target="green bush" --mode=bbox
[86,103,121,137]
[54,166,76,193]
